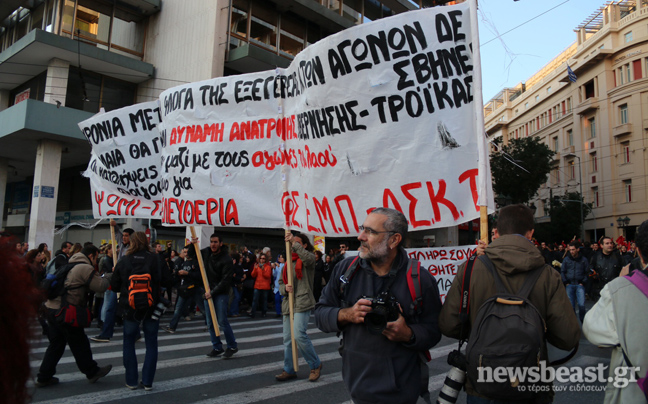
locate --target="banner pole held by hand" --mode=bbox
[190,226,220,336]
[285,230,299,371]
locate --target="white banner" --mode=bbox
[81,101,163,218]
[347,245,476,302]
[81,3,494,235]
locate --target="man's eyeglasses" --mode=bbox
[359,225,395,236]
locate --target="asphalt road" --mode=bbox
[29,304,610,404]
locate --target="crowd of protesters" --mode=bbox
[532,235,641,323]
[1,224,351,400]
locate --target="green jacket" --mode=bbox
[279,242,316,314]
[439,234,581,400]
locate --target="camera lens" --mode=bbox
[365,306,388,334]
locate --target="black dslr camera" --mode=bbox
[361,292,401,334]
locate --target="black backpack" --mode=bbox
[465,255,546,400]
[41,262,82,300]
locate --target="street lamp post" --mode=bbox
[617,216,630,237]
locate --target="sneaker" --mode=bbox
[139,381,153,391]
[223,347,238,359]
[125,383,138,390]
[184,316,191,321]
[163,326,175,334]
[309,363,322,382]
[35,377,59,388]
[206,348,224,357]
[90,336,110,343]
[275,371,297,381]
[88,364,112,383]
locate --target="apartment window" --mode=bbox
[525,102,529,109]
[60,0,145,57]
[250,1,278,50]
[567,97,572,112]
[618,67,625,85]
[620,104,628,124]
[567,129,573,146]
[548,109,552,123]
[622,142,630,164]
[587,117,596,138]
[569,161,576,179]
[624,180,632,202]
[584,80,595,99]
[535,95,540,102]
[552,168,560,186]
[536,117,540,130]
[592,186,599,207]
[553,136,559,152]
[65,67,136,113]
[280,13,306,56]
[562,101,566,115]
[515,109,519,116]
[626,64,632,83]
[547,86,551,94]
[230,0,248,39]
[591,152,598,172]
[625,31,633,43]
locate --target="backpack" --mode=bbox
[126,253,154,312]
[45,253,68,277]
[41,262,82,300]
[465,255,547,400]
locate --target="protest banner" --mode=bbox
[347,245,477,303]
[81,101,163,219]
[81,2,493,235]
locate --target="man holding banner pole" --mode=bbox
[276,232,322,382]
[195,232,239,359]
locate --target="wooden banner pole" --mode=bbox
[285,231,299,371]
[109,221,118,263]
[480,206,489,243]
[190,226,220,336]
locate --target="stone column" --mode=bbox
[28,140,62,250]
[43,58,70,106]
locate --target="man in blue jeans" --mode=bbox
[92,221,139,343]
[197,234,238,359]
[561,241,590,322]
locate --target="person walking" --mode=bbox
[36,245,112,387]
[111,232,171,390]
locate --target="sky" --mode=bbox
[477,0,605,102]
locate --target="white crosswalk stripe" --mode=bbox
[29,314,608,404]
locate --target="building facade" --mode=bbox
[484,0,648,242]
[0,0,461,251]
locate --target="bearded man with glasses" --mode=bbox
[315,207,442,404]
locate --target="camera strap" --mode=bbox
[458,255,477,349]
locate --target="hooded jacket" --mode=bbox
[45,252,109,310]
[439,234,581,401]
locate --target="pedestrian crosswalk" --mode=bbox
[29,313,608,404]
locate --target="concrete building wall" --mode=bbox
[139,0,227,103]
